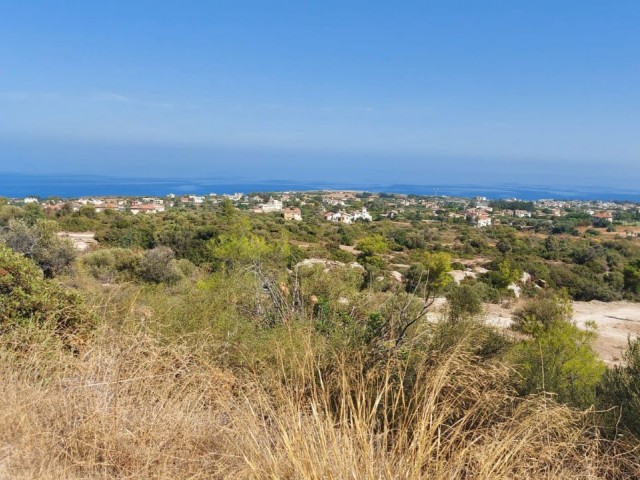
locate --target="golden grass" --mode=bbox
[0,324,637,479]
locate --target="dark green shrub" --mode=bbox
[82,248,140,282]
[1,219,76,277]
[512,292,572,334]
[445,283,483,324]
[138,247,184,285]
[0,243,90,333]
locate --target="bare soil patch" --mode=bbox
[483,300,640,364]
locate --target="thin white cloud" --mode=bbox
[93,92,172,109]
[94,92,132,103]
[0,90,172,109]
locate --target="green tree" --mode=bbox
[483,259,520,290]
[356,235,389,286]
[446,283,483,324]
[220,198,236,218]
[496,239,512,255]
[356,234,388,256]
[509,295,605,408]
[21,203,45,225]
[208,231,290,271]
[405,252,452,296]
[78,204,97,219]
[623,261,640,294]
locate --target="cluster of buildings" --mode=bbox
[465,209,493,228]
[323,207,372,224]
[251,197,283,213]
[9,191,640,231]
[249,197,302,221]
[38,197,167,215]
[322,191,357,207]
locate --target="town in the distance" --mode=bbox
[8,190,640,246]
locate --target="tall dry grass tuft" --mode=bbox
[0,324,637,479]
[227,342,636,479]
[0,326,237,479]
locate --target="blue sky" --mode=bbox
[0,1,638,187]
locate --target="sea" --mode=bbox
[1,173,639,202]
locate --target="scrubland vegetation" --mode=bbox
[3,195,640,478]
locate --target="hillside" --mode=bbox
[1,194,640,478]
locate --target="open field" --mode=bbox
[576,225,640,240]
[483,301,640,364]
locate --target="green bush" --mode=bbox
[480,259,520,290]
[624,260,640,295]
[597,337,640,438]
[0,243,90,333]
[404,252,452,296]
[82,248,140,282]
[138,247,184,285]
[509,295,605,408]
[512,292,572,334]
[1,219,76,277]
[445,283,483,324]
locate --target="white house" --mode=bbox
[324,211,352,224]
[254,197,283,213]
[352,207,372,222]
[467,210,492,228]
[475,214,492,228]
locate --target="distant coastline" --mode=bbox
[1,172,638,202]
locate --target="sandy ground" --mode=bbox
[57,231,97,251]
[339,245,361,255]
[483,301,640,364]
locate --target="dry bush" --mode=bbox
[0,324,638,479]
[0,327,237,479]
[227,346,637,479]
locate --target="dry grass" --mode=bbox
[0,327,235,479]
[0,324,637,479]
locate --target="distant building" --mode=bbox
[224,193,244,202]
[282,207,302,221]
[323,207,371,224]
[324,191,356,202]
[94,202,120,213]
[253,197,283,213]
[467,210,492,228]
[324,211,351,224]
[130,204,165,215]
[593,211,613,223]
[352,207,372,222]
[475,214,492,228]
[514,210,532,218]
[43,203,63,213]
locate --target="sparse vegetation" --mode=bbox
[2,195,640,478]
